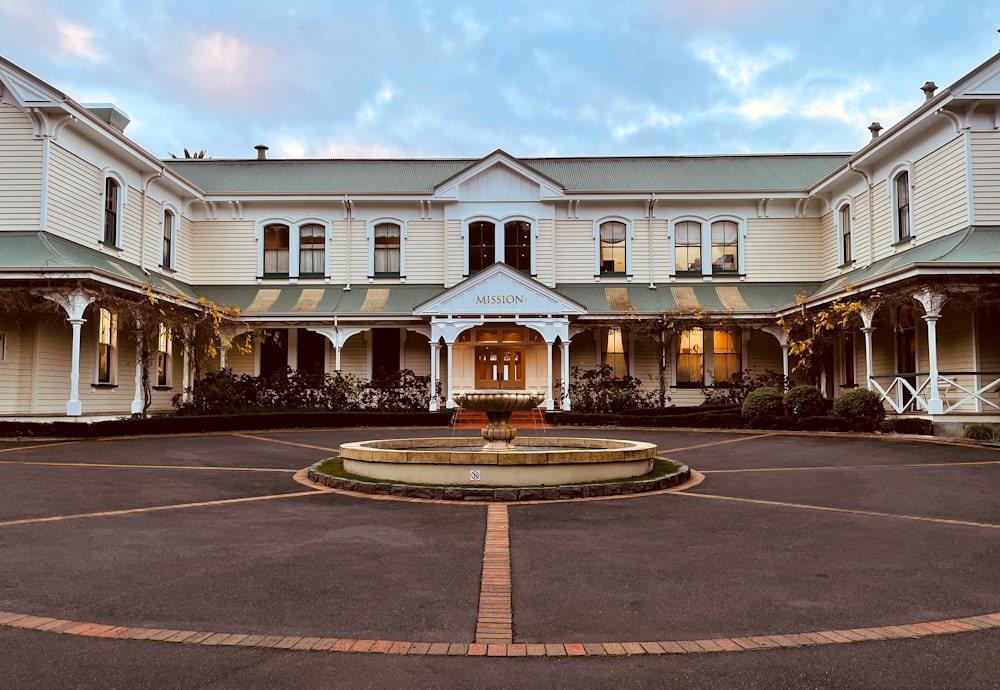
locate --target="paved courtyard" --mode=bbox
[2,427,1000,689]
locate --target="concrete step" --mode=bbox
[452,408,548,429]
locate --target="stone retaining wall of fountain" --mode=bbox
[338,437,658,487]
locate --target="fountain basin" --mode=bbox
[339,437,657,487]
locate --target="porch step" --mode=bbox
[451,408,548,429]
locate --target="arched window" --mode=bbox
[373,222,401,276]
[710,221,738,272]
[263,224,290,276]
[469,220,496,273]
[103,177,121,246]
[837,203,852,265]
[894,171,912,242]
[675,221,702,273]
[598,221,627,275]
[503,220,532,273]
[162,209,176,269]
[299,223,325,276]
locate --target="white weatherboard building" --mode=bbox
[1,51,1000,429]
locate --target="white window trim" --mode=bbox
[101,169,128,249]
[161,202,180,270]
[887,162,914,244]
[154,324,172,388]
[0,332,5,362]
[366,217,408,282]
[834,197,853,267]
[462,215,538,277]
[95,307,118,385]
[592,216,634,281]
[669,215,746,278]
[295,217,332,281]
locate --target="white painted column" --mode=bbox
[40,290,97,417]
[545,340,554,411]
[859,300,881,393]
[446,341,455,409]
[561,340,571,410]
[181,342,191,403]
[429,341,440,411]
[131,328,144,415]
[914,289,947,415]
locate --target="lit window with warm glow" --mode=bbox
[602,327,628,377]
[677,328,703,386]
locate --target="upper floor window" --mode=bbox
[597,220,628,276]
[675,221,702,273]
[710,221,738,272]
[372,222,401,277]
[162,209,176,269]
[837,203,852,265]
[469,220,496,273]
[299,223,325,277]
[263,223,290,276]
[890,168,913,243]
[671,217,744,277]
[97,307,117,384]
[504,221,532,273]
[103,177,121,247]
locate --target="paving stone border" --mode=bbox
[306,462,691,501]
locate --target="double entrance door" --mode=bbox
[474,346,525,389]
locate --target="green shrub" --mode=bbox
[703,369,789,407]
[741,386,785,419]
[793,415,852,432]
[832,389,886,432]
[963,424,997,441]
[783,385,829,418]
[565,365,657,413]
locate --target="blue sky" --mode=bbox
[0,0,996,160]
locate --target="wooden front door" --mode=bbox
[475,346,525,389]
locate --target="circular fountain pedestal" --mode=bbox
[452,390,545,451]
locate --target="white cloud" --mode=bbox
[172,31,280,107]
[736,90,793,120]
[357,83,396,123]
[56,19,100,61]
[693,43,791,92]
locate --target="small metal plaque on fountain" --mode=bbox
[470,470,481,481]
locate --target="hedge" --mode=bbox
[0,410,454,439]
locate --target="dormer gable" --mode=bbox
[433,149,565,202]
[0,59,64,110]
[414,262,585,317]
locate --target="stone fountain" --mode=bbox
[334,389,667,489]
[452,390,545,451]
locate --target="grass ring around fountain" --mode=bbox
[307,456,690,502]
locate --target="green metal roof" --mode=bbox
[556,282,819,316]
[164,153,849,195]
[808,225,1000,302]
[193,284,446,318]
[0,231,198,300]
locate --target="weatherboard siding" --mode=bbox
[817,210,839,280]
[188,220,256,284]
[0,318,25,414]
[746,329,783,374]
[553,220,595,283]
[971,131,1000,223]
[744,217,822,281]
[404,220,445,284]
[0,104,42,231]
[535,218,554,287]
[869,180,893,263]
[46,143,101,247]
[912,135,967,243]
[402,331,430,377]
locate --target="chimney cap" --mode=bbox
[868,122,883,139]
[921,81,937,100]
[254,144,269,160]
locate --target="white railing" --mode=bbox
[869,372,1000,415]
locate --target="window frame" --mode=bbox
[600,326,629,378]
[366,217,407,279]
[161,204,179,270]
[835,199,853,266]
[673,220,703,275]
[593,217,633,279]
[462,215,537,277]
[298,222,327,278]
[674,327,744,388]
[710,220,740,274]
[101,171,127,249]
[888,165,914,244]
[670,215,746,278]
[256,218,331,281]
[96,307,118,385]
[154,323,172,388]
